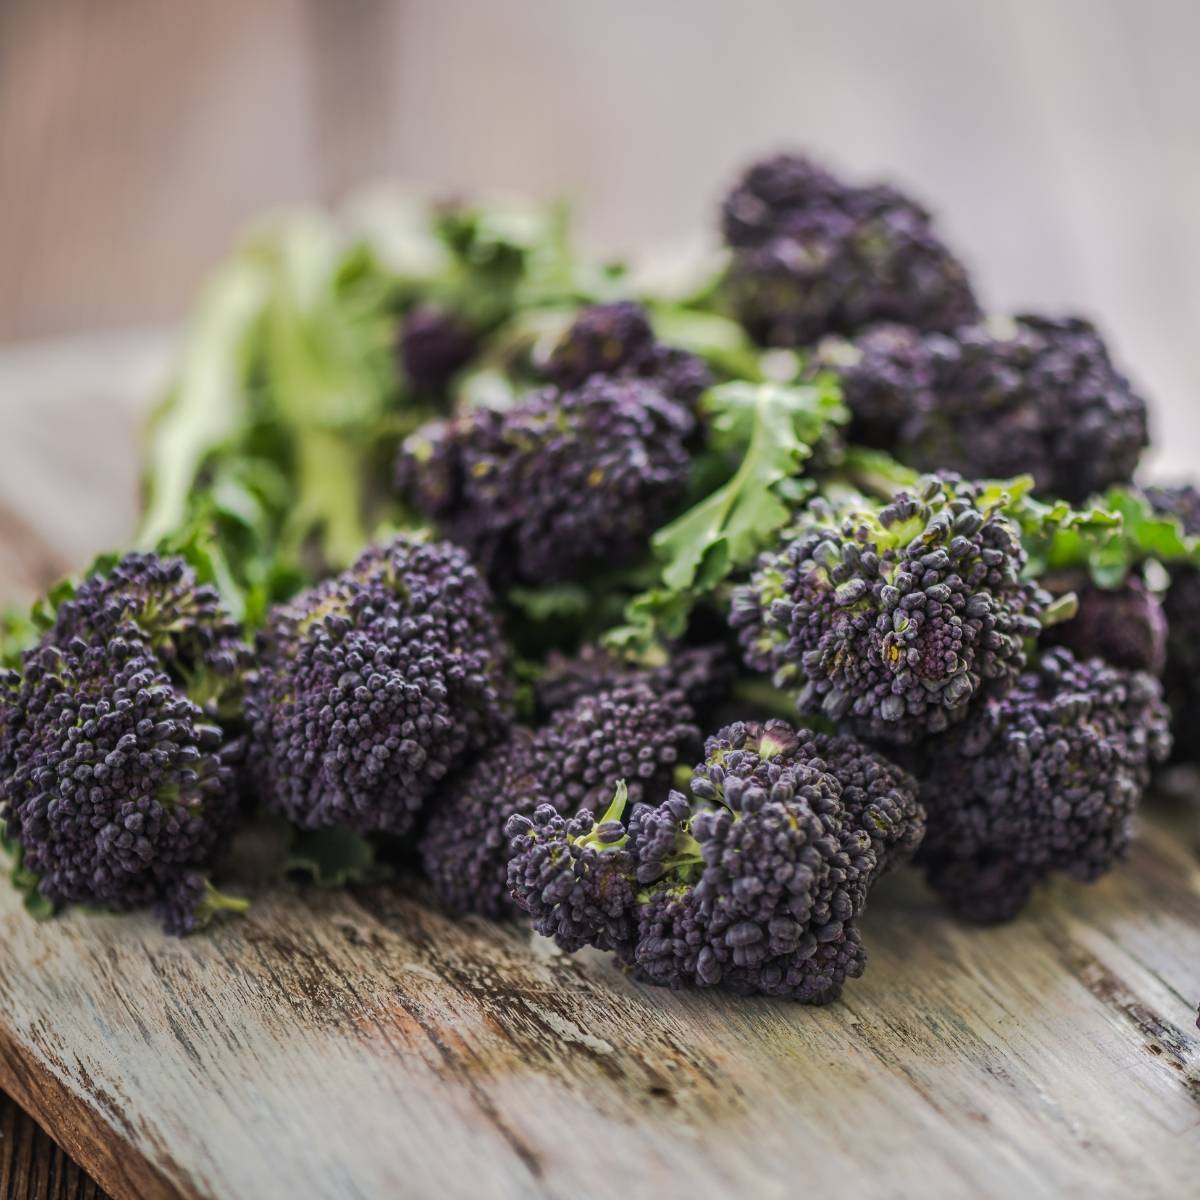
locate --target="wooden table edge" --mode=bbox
[0,1023,190,1200]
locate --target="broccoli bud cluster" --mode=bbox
[1044,575,1168,676]
[0,636,241,930]
[546,302,712,412]
[1145,485,1200,757]
[417,682,700,917]
[731,476,1048,742]
[721,154,979,347]
[815,316,1149,503]
[533,642,733,724]
[48,551,251,717]
[506,720,923,1002]
[397,375,695,585]
[399,304,477,397]
[913,648,1171,922]
[0,553,251,934]
[248,535,513,836]
[4,148,1191,1008]
[809,322,937,448]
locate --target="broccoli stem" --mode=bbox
[731,674,799,721]
[286,427,370,569]
[195,881,251,929]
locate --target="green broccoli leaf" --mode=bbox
[837,445,921,498]
[138,255,272,550]
[607,379,845,652]
[1021,484,1200,587]
[606,583,700,651]
[0,605,38,668]
[646,306,767,382]
[0,835,56,920]
[657,379,844,593]
[284,827,388,889]
[507,584,594,622]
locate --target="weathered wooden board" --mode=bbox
[2,335,1200,1200]
[1,811,1200,1200]
[0,1090,105,1200]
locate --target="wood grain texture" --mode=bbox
[1,813,1199,1200]
[0,1095,106,1200]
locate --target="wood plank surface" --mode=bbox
[1,813,1199,1200]
[0,1094,106,1200]
[1,336,1199,1198]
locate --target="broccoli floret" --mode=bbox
[248,535,513,836]
[534,642,733,724]
[507,719,923,1002]
[1145,484,1200,757]
[914,647,1171,922]
[808,727,927,876]
[418,682,700,917]
[47,552,251,718]
[809,323,936,447]
[399,304,477,397]
[1044,575,1167,676]
[721,154,979,346]
[817,315,1149,503]
[503,791,642,953]
[397,377,695,585]
[731,476,1048,743]
[0,553,252,933]
[546,302,712,411]
[0,635,243,931]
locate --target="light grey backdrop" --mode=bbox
[2,0,1197,475]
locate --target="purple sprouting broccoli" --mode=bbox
[814,315,1149,503]
[503,787,642,954]
[533,642,733,725]
[417,682,700,918]
[507,719,923,1003]
[46,551,251,719]
[0,636,244,932]
[0,552,253,934]
[396,376,695,586]
[731,476,1048,744]
[913,647,1171,922]
[546,302,712,412]
[399,304,477,398]
[1145,484,1200,757]
[247,535,513,837]
[809,323,937,448]
[1044,575,1168,676]
[721,153,979,347]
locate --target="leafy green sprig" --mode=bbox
[606,377,846,653]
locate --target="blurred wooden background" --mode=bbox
[2,0,1199,472]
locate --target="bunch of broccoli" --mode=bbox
[507,720,923,1002]
[0,553,250,933]
[1,150,1196,1011]
[811,316,1149,503]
